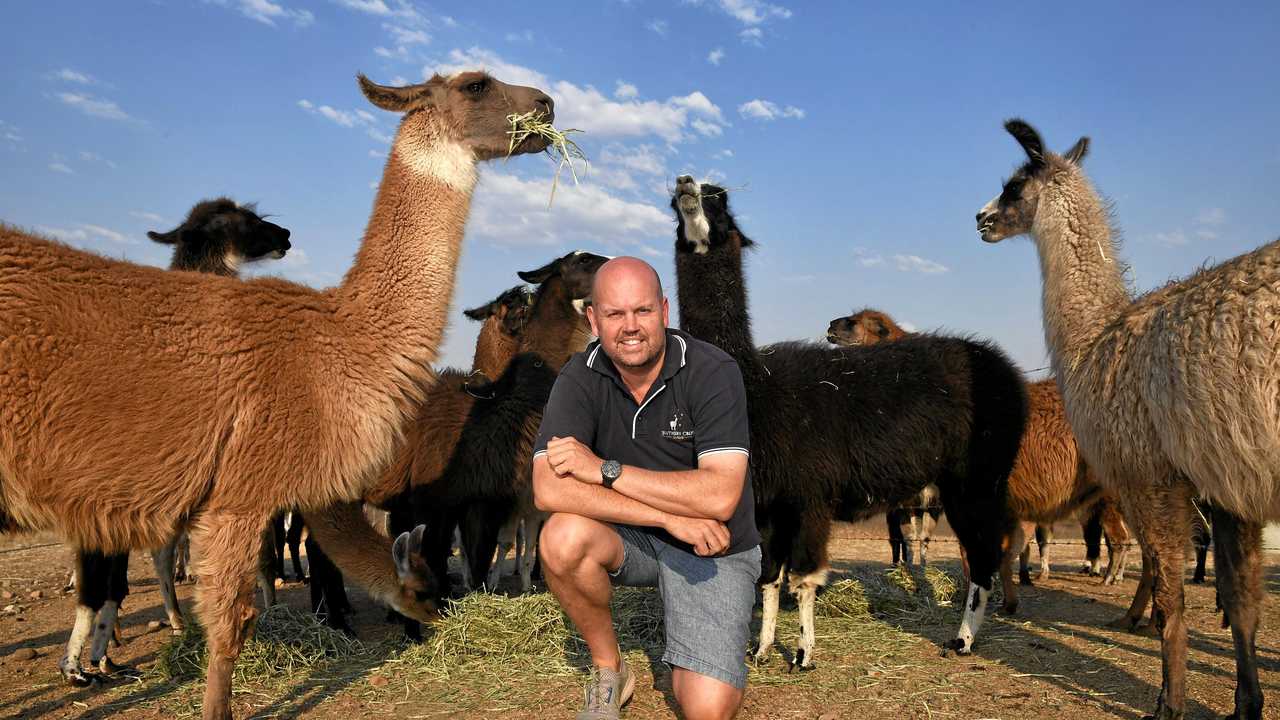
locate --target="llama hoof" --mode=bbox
[1000,601,1019,616]
[62,669,102,687]
[939,639,970,658]
[1133,621,1159,638]
[1018,574,1033,587]
[748,646,771,665]
[1105,615,1142,633]
[1190,575,1205,585]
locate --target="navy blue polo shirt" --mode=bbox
[533,328,760,555]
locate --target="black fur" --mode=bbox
[671,178,1026,655]
[147,197,290,275]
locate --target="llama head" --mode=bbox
[147,198,291,274]
[463,284,536,338]
[976,119,1090,243]
[827,309,906,347]
[391,525,443,621]
[518,250,610,314]
[359,71,554,162]
[670,175,755,255]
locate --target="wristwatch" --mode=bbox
[600,459,623,488]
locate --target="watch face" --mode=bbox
[602,460,622,479]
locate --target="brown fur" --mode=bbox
[979,119,1279,719]
[0,72,554,720]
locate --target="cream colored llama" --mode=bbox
[0,71,555,720]
[977,119,1278,720]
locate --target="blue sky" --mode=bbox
[3,1,1279,372]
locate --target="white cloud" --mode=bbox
[600,144,666,176]
[79,150,117,168]
[737,98,804,120]
[691,119,723,137]
[335,0,391,14]
[1196,229,1219,241]
[57,92,131,121]
[130,210,166,224]
[369,148,386,158]
[614,81,639,100]
[647,19,669,35]
[374,46,406,59]
[714,0,792,25]
[470,169,672,250]
[1150,230,1189,247]
[2,120,23,147]
[209,0,315,27]
[49,162,74,174]
[36,222,135,246]
[739,27,764,45]
[56,68,94,84]
[298,98,380,129]
[440,15,457,27]
[429,48,728,142]
[713,148,734,159]
[505,30,534,43]
[1196,207,1226,225]
[898,321,918,333]
[854,247,885,267]
[387,23,429,45]
[893,254,948,275]
[367,128,393,144]
[708,47,725,65]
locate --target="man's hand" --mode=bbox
[546,436,605,484]
[663,514,731,557]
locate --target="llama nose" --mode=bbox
[975,211,991,227]
[535,93,554,119]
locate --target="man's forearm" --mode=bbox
[611,465,737,522]
[534,460,672,529]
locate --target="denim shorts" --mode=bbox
[609,524,762,689]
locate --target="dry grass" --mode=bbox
[506,111,587,207]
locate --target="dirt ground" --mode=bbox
[2,520,1278,720]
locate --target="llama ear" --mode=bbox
[147,229,178,245]
[462,303,493,321]
[1004,119,1046,168]
[518,257,560,284]
[358,74,432,113]
[392,525,428,581]
[1063,136,1090,165]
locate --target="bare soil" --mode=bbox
[2,521,1277,719]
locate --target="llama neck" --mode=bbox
[675,240,760,371]
[1032,172,1130,377]
[337,129,477,373]
[471,318,521,379]
[520,279,591,370]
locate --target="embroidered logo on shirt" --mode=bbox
[660,408,695,441]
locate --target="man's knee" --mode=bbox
[673,669,743,720]
[538,513,598,572]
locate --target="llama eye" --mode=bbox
[465,80,488,94]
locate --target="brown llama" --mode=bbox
[827,309,1131,615]
[978,119,1280,720]
[0,71,555,720]
[62,198,292,686]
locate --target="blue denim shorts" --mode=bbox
[609,524,762,689]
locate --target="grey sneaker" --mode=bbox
[575,656,635,720]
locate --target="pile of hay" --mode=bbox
[506,111,587,207]
[388,588,661,683]
[150,604,365,686]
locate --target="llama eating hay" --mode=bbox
[0,71,556,720]
[61,198,291,686]
[672,176,1027,667]
[977,119,1280,720]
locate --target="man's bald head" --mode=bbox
[591,257,663,308]
[587,256,670,372]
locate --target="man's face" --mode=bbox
[588,265,669,372]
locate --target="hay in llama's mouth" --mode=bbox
[506,111,587,207]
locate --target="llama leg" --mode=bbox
[520,514,546,593]
[886,511,903,566]
[752,562,785,664]
[257,527,278,607]
[1191,507,1211,584]
[1103,506,1130,585]
[1036,525,1053,581]
[1139,483,1191,720]
[152,539,185,633]
[486,512,518,591]
[1110,548,1154,631]
[1082,505,1105,575]
[271,513,286,581]
[943,582,990,657]
[191,512,266,720]
[919,510,938,566]
[788,568,829,672]
[905,511,922,567]
[174,532,192,583]
[90,553,132,677]
[1001,524,1025,614]
[61,550,108,686]
[286,511,306,582]
[1209,506,1263,720]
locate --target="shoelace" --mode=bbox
[586,668,617,710]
